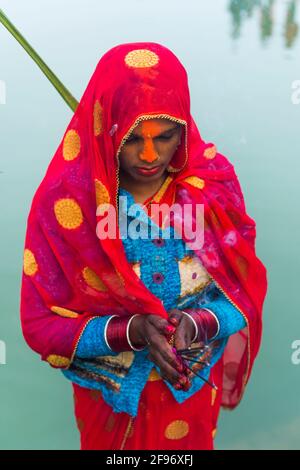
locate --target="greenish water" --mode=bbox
[0,0,299,449]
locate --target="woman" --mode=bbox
[20,42,268,450]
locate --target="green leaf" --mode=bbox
[0,9,78,112]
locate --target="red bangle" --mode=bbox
[106,316,133,352]
[188,309,219,342]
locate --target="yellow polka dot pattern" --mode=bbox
[23,249,38,276]
[51,306,79,318]
[54,198,83,230]
[148,368,162,381]
[204,145,217,159]
[124,49,159,68]
[95,179,111,207]
[184,176,205,190]
[46,354,71,368]
[63,129,81,161]
[93,100,103,136]
[164,420,189,440]
[82,266,108,292]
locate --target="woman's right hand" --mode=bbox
[129,314,191,390]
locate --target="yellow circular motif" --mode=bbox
[93,100,103,136]
[125,49,159,68]
[82,266,108,292]
[204,145,217,160]
[50,306,79,319]
[165,420,189,440]
[95,179,110,207]
[148,368,162,381]
[54,198,83,230]
[63,129,81,161]
[46,355,71,367]
[23,249,38,276]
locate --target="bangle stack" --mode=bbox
[181,311,199,343]
[105,314,147,352]
[181,308,220,343]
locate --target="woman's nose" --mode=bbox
[139,138,159,163]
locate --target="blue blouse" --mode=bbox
[62,188,246,417]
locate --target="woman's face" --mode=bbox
[118,118,183,184]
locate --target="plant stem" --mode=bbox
[0,9,78,112]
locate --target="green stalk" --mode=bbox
[0,9,78,112]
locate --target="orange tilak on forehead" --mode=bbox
[139,121,164,163]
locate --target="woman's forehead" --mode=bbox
[132,118,180,136]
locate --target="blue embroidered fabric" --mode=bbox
[62,188,246,417]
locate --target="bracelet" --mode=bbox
[199,308,220,340]
[181,310,198,343]
[181,308,220,343]
[106,315,133,352]
[104,315,119,350]
[127,314,147,351]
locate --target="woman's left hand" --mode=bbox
[168,308,196,351]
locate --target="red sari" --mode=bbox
[20,42,268,450]
[73,359,224,450]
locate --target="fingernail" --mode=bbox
[174,383,182,390]
[165,325,176,334]
[177,363,184,373]
[182,381,191,391]
[169,317,179,326]
[179,376,187,385]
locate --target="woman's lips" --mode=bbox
[135,165,162,176]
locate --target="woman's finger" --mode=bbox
[147,314,176,336]
[174,318,191,350]
[148,348,183,386]
[146,324,183,372]
[168,308,183,327]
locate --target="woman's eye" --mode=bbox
[126,133,173,144]
[126,136,139,144]
[156,134,172,141]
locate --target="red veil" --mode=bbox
[20,42,268,409]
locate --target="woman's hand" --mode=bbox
[129,314,190,390]
[168,308,197,351]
